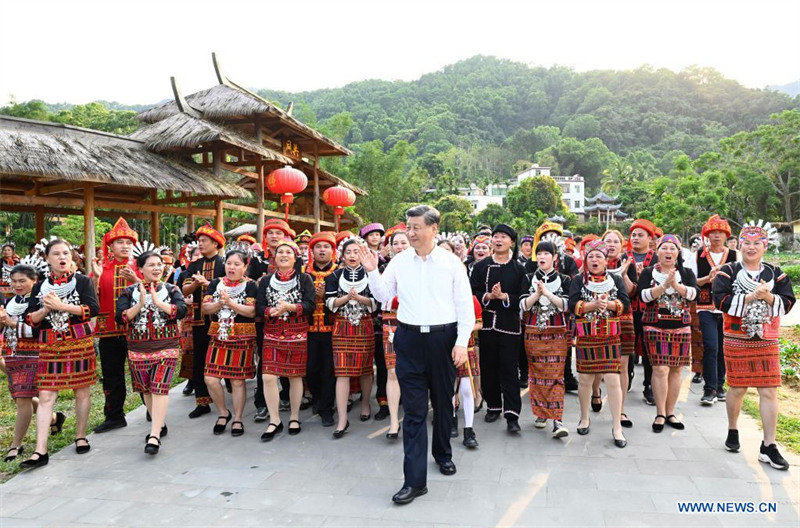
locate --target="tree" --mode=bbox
[476,203,510,228]
[506,176,565,219]
[535,137,618,191]
[433,195,475,233]
[50,216,113,248]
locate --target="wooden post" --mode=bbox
[83,186,96,263]
[186,214,195,236]
[35,206,45,240]
[256,164,265,243]
[313,145,321,233]
[215,200,224,234]
[150,190,160,245]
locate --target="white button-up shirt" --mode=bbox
[367,245,476,347]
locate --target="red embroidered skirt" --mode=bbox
[456,331,480,378]
[575,337,621,374]
[179,306,194,379]
[645,326,691,368]
[38,335,97,391]
[524,325,568,419]
[620,313,635,356]
[262,317,309,378]
[724,336,781,388]
[4,338,40,398]
[129,346,179,395]
[333,316,374,377]
[205,338,256,380]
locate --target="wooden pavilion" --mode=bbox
[0,53,364,257]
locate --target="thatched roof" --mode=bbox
[137,83,351,156]
[0,116,250,198]
[130,112,293,164]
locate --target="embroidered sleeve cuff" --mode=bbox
[641,288,655,303]
[728,294,746,317]
[501,296,510,308]
[575,300,585,316]
[202,295,214,304]
[25,313,40,328]
[169,304,178,319]
[325,298,339,313]
[684,286,697,301]
[613,300,624,314]
[772,295,785,317]
[80,305,91,321]
[481,293,491,306]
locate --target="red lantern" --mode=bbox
[323,185,356,231]
[267,165,308,220]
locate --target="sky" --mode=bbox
[1,0,798,105]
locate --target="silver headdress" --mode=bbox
[19,254,49,279]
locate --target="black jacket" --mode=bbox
[470,256,527,334]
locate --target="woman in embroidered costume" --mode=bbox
[1,242,21,298]
[713,221,795,470]
[21,239,99,468]
[464,235,491,278]
[520,241,571,438]
[116,251,187,454]
[201,247,258,437]
[0,260,64,462]
[256,238,315,441]
[568,239,630,448]
[325,237,378,438]
[600,230,637,428]
[380,228,410,440]
[637,235,698,432]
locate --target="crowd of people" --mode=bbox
[0,207,794,503]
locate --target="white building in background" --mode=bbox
[457,164,587,215]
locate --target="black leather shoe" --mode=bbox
[392,485,427,505]
[4,445,24,462]
[213,410,233,435]
[20,452,48,469]
[160,424,168,437]
[613,430,627,448]
[462,427,478,448]
[288,420,302,436]
[620,414,633,428]
[725,429,740,452]
[386,424,401,440]
[643,386,655,406]
[320,414,335,427]
[577,419,591,435]
[182,380,195,396]
[260,422,283,442]
[450,414,459,438]
[507,420,521,434]
[564,377,578,392]
[591,389,602,412]
[437,460,457,475]
[333,421,350,439]
[485,410,501,423]
[652,414,666,433]
[75,437,91,454]
[49,412,66,436]
[230,421,244,437]
[94,418,127,433]
[665,414,685,430]
[374,405,390,421]
[144,435,160,455]
[188,405,211,419]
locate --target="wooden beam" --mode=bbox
[155,193,229,205]
[222,202,258,214]
[1,204,148,219]
[0,194,217,217]
[35,206,45,240]
[313,146,321,233]
[256,164,265,243]
[150,190,160,246]
[84,187,96,264]
[186,214,195,237]
[36,181,101,197]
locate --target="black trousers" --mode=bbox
[374,333,388,406]
[632,311,653,389]
[479,330,522,420]
[192,324,211,405]
[517,335,528,382]
[306,332,335,418]
[98,335,128,420]
[395,323,456,489]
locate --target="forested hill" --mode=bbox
[258,56,796,159]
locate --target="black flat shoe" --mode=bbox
[260,422,283,442]
[20,452,48,469]
[231,421,244,437]
[462,427,478,448]
[75,437,91,454]
[620,413,633,428]
[288,420,302,435]
[50,412,66,436]
[386,424,401,440]
[299,397,312,411]
[485,410,501,423]
[160,424,168,437]
[665,414,685,430]
[577,419,591,435]
[437,460,457,475]
[613,430,627,448]
[333,421,350,439]
[360,406,371,422]
[652,414,666,433]
[188,405,211,419]
[4,445,23,462]
[94,418,127,433]
[144,435,160,455]
[213,410,233,435]
[591,390,602,412]
[182,380,195,396]
[374,405,390,421]
[392,485,427,505]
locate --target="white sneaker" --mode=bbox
[534,417,547,429]
[552,420,569,438]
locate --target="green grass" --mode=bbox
[0,353,185,482]
[741,395,800,454]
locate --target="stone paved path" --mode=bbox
[1,365,798,527]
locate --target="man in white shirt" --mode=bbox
[359,205,475,505]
